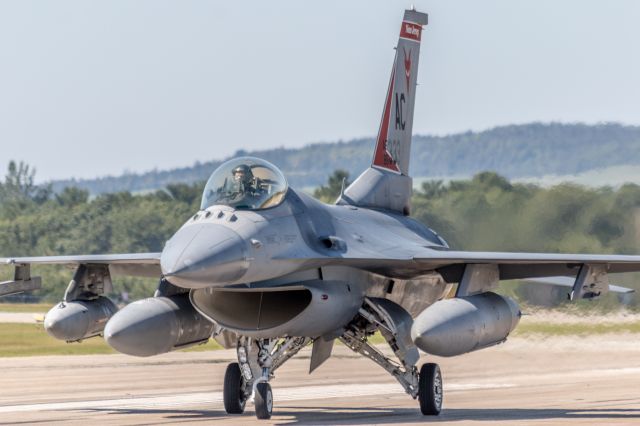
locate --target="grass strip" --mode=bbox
[2,319,639,357]
[0,323,222,357]
[514,321,640,336]
[0,303,51,313]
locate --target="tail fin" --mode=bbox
[338,9,428,214]
[372,9,428,175]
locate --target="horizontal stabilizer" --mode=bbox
[522,276,634,295]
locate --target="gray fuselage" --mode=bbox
[160,188,451,338]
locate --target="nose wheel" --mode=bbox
[418,362,443,415]
[223,362,248,414]
[255,382,273,419]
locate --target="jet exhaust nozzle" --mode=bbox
[104,294,215,357]
[44,296,118,342]
[411,292,521,357]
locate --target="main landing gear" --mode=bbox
[418,363,443,415]
[340,297,444,416]
[222,297,444,419]
[223,336,309,420]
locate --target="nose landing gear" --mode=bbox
[255,382,273,419]
[222,336,310,420]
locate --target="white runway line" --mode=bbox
[507,366,640,383]
[0,382,514,413]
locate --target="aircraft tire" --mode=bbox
[255,382,273,419]
[418,362,443,415]
[223,362,246,414]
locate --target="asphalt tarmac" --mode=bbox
[1,335,639,425]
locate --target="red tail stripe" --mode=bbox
[372,69,400,172]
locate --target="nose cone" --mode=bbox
[161,223,249,288]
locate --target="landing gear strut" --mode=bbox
[341,297,444,416]
[223,336,310,419]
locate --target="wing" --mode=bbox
[412,250,640,281]
[296,248,640,300]
[2,252,161,270]
[303,250,640,279]
[1,253,161,281]
[1,253,162,297]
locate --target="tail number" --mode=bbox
[395,93,406,131]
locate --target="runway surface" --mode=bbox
[1,335,639,425]
[0,312,41,323]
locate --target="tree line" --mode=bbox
[2,162,640,307]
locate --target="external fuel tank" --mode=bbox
[411,292,521,357]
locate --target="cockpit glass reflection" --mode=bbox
[200,157,288,210]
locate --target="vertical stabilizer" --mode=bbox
[372,9,428,176]
[338,9,428,215]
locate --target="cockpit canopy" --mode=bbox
[200,157,288,211]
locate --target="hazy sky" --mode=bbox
[1,1,639,182]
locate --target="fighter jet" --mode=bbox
[1,8,639,420]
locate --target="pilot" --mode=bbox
[232,164,253,188]
[218,164,264,207]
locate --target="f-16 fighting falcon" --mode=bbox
[1,8,639,420]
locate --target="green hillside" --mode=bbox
[50,122,640,195]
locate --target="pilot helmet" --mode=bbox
[232,164,253,183]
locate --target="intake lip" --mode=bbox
[160,223,249,288]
